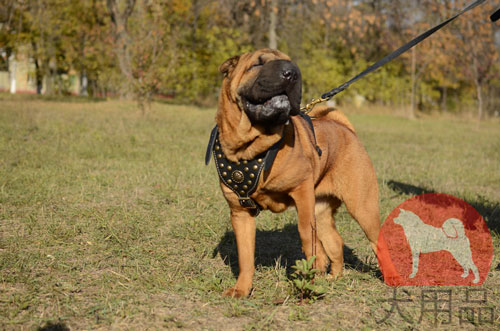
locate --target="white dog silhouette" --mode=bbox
[393,209,479,283]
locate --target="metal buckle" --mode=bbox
[239,197,257,209]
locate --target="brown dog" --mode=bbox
[212,49,395,298]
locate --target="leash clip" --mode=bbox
[300,96,329,114]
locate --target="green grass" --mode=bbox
[0,96,499,330]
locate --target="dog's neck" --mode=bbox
[216,88,284,162]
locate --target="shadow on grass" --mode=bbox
[387,180,435,196]
[37,321,70,331]
[212,223,379,278]
[387,180,500,235]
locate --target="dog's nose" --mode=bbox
[282,68,298,81]
[283,69,293,80]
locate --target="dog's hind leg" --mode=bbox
[454,247,480,283]
[409,250,420,278]
[471,265,480,283]
[460,264,479,283]
[339,169,401,284]
[315,197,344,279]
[341,181,380,256]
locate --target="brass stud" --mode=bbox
[244,167,249,172]
[253,165,258,170]
[215,146,220,150]
[243,160,248,164]
[227,179,232,184]
[242,185,248,190]
[236,161,240,165]
[247,180,252,185]
[227,165,232,171]
[240,190,245,195]
[231,170,244,183]
[257,158,263,163]
[219,163,224,168]
[217,154,222,159]
[249,173,255,179]
[222,172,227,177]
[234,185,238,190]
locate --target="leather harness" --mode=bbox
[205,113,321,216]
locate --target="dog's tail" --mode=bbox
[442,218,466,239]
[308,105,356,134]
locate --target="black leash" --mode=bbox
[491,7,500,21]
[301,0,488,112]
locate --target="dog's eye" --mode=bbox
[248,57,264,71]
[248,63,262,71]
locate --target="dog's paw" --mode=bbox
[315,256,329,274]
[326,265,343,280]
[222,287,250,298]
[325,273,342,282]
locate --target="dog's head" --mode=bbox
[393,209,419,228]
[219,49,302,127]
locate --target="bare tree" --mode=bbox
[268,0,278,49]
[452,1,498,122]
[106,0,136,96]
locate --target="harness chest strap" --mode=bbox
[205,125,281,216]
[205,115,321,215]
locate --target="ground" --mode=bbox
[0,95,499,330]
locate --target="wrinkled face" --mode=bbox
[219,49,302,127]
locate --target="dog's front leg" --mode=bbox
[409,249,420,278]
[290,180,326,269]
[223,208,256,298]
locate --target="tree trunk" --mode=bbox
[106,0,136,97]
[80,70,89,96]
[268,0,278,49]
[31,40,44,94]
[441,86,447,112]
[45,59,57,95]
[79,35,89,97]
[34,59,43,94]
[466,20,489,125]
[409,47,416,119]
[476,80,483,123]
[8,53,16,94]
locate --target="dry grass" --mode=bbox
[0,94,499,330]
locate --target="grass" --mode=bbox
[0,95,499,330]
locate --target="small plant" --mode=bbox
[290,256,327,303]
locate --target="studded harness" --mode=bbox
[205,113,321,216]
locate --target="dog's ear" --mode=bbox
[219,55,240,78]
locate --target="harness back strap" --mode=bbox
[205,125,219,166]
[298,113,322,156]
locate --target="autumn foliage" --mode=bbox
[1,0,499,116]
